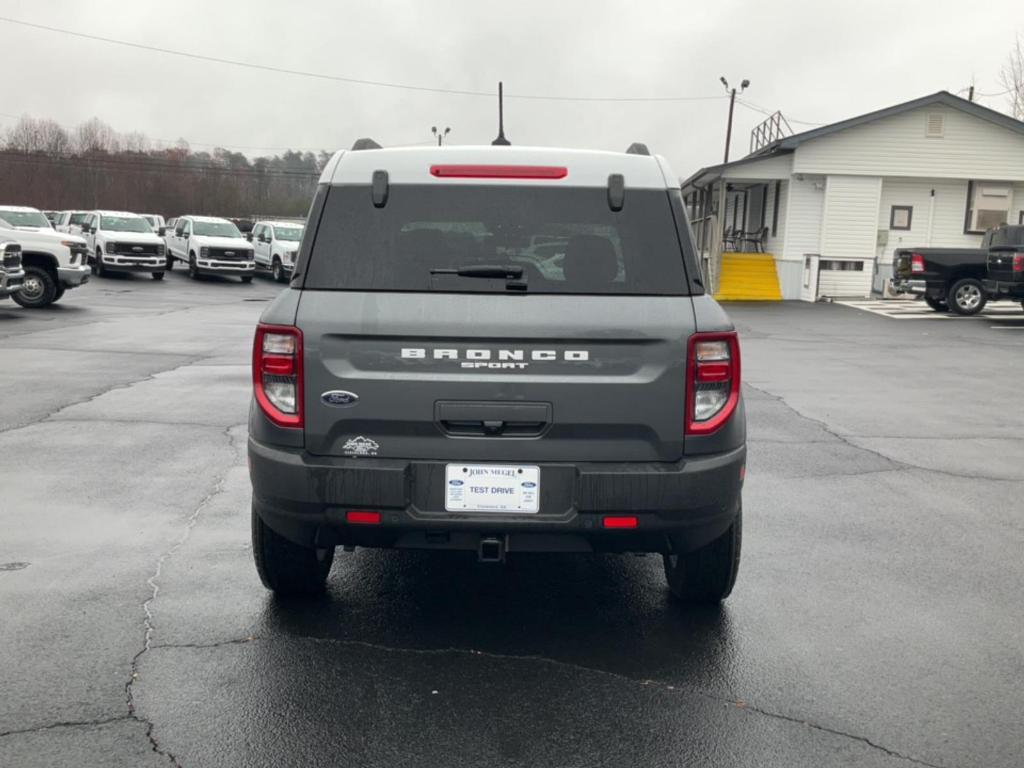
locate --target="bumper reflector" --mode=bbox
[346,510,382,525]
[602,515,638,530]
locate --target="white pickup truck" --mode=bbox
[250,220,304,282]
[164,215,255,282]
[81,210,167,280]
[0,206,90,308]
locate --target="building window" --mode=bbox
[819,260,864,271]
[889,205,913,230]
[964,181,1014,234]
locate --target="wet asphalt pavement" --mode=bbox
[1,275,1023,768]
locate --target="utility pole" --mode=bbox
[720,76,750,163]
[431,126,451,146]
[968,85,975,102]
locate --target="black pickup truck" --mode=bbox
[983,225,1024,306]
[891,226,1024,315]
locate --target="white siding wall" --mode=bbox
[816,175,881,297]
[793,105,1024,180]
[781,175,825,264]
[821,175,883,260]
[875,179,990,264]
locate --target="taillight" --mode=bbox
[910,253,925,274]
[1013,253,1024,273]
[253,323,303,428]
[429,164,568,179]
[686,332,741,436]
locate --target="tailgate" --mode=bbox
[988,248,1022,282]
[298,292,694,462]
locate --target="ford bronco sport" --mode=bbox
[248,142,746,603]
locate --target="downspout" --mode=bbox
[926,189,935,246]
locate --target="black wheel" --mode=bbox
[272,258,285,283]
[52,286,66,302]
[240,275,253,283]
[12,266,58,308]
[95,249,107,277]
[151,271,165,281]
[663,505,741,604]
[165,253,174,270]
[1020,301,1024,312]
[924,296,948,312]
[948,278,987,316]
[252,506,333,597]
[188,253,198,280]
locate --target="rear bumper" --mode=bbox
[888,278,926,295]
[983,279,1024,299]
[249,439,746,555]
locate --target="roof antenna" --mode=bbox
[491,81,511,146]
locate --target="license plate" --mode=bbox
[445,464,540,513]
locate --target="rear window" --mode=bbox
[303,184,689,294]
[989,226,1024,247]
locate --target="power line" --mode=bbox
[0,15,727,104]
[735,98,823,127]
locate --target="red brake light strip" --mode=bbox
[429,164,568,180]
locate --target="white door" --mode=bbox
[816,259,872,298]
[254,225,270,266]
[800,255,820,301]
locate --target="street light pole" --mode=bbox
[720,77,750,163]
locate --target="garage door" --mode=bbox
[817,259,873,297]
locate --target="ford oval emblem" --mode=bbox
[521,481,537,488]
[449,479,464,486]
[321,390,359,407]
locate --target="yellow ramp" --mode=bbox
[714,252,782,301]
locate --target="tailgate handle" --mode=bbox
[435,401,551,437]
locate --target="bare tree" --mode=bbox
[1000,33,1024,119]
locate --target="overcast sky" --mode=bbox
[1,0,1020,175]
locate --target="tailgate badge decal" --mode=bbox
[342,436,379,457]
[321,390,360,407]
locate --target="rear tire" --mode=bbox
[663,505,741,604]
[924,296,948,312]
[252,506,334,597]
[948,278,987,315]
[151,271,164,280]
[13,266,58,308]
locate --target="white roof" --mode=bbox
[183,215,232,223]
[94,210,144,217]
[319,145,675,189]
[0,205,43,212]
[256,220,305,228]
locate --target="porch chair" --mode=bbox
[740,226,768,253]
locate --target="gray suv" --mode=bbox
[248,142,746,604]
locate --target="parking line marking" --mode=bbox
[835,300,1024,320]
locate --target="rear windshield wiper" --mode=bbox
[429,265,527,290]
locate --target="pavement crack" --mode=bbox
[149,634,949,767]
[122,424,243,767]
[0,355,204,437]
[745,382,1023,483]
[0,715,130,739]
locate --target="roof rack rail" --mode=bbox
[625,142,651,156]
[351,138,382,151]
